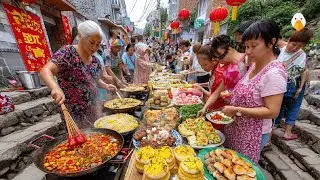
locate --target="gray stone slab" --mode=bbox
[0,112,19,129]
[299,99,312,120]
[15,97,54,117]
[280,170,304,180]
[311,164,320,180]
[295,122,320,144]
[26,87,50,99]
[294,148,318,157]
[15,97,54,111]
[0,91,32,105]
[303,156,320,166]
[0,116,61,143]
[306,94,320,108]
[309,111,320,126]
[11,163,45,180]
[264,151,291,170]
[312,141,320,154]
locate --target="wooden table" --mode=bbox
[123,150,143,180]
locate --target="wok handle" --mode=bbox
[109,148,134,164]
[28,134,55,149]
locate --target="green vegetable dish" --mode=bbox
[179,104,204,121]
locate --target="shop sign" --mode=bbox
[62,15,72,44]
[2,3,51,71]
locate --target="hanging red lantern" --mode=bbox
[209,6,228,36]
[226,0,246,21]
[178,8,190,21]
[170,21,180,34]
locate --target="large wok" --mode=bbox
[29,128,124,177]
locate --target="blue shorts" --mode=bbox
[275,83,305,125]
[260,133,270,154]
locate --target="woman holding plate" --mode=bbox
[221,20,287,163]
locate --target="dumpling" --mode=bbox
[222,159,233,168]
[233,164,247,175]
[214,162,226,174]
[224,167,236,180]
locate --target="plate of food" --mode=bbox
[198,147,265,180]
[94,113,139,135]
[178,117,225,149]
[104,98,142,113]
[133,126,182,149]
[148,89,172,109]
[143,107,179,129]
[206,111,234,125]
[178,104,204,121]
[172,93,203,106]
[135,146,176,173]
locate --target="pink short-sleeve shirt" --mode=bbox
[242,63,287,134]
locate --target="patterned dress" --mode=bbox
[224,61,286,163]
[51,45,101,128]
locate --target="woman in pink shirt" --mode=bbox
[222,20,287,163]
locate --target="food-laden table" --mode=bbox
[38,70,265,180]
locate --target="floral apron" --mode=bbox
[224,61,278,163]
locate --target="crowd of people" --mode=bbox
[40,18,314,163]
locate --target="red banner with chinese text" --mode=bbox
[62,15,72,44]
[2,3,51,72]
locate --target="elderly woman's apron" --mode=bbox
[224,62,278,163]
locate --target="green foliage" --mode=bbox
[302,0,320,20]
[189,7,198,28]
[305,24,320,52]
[144,23,152,37]
[160,7,168,26]
[227,0,319,38]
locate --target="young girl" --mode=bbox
[275,28,314,140]
[196,36,247,124]
[222,20,287,163]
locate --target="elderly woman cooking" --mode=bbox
[40,20,116,128]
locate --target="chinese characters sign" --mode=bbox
[3,3,51,71]
[62,15,72,44]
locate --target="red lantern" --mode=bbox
[226,0,246,21]
[209,6,228,36]
[178,8,190,21]
[170,21,180,34]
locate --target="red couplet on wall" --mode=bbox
[3,2,51,71]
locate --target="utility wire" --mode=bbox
[136,0,154,22]
[137,0,157,23]
[128,0,138,16]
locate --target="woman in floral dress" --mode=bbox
[40,20,116,128]
[222,20,287,163]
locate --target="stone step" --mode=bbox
[294,121,320,154]
[309,69,320,81]
[0,91,31,105]
[0,114,63,179]
[0,87,50,105]
[0,97,59,136]
[305,94,320,109]
[298,99,320,126]
[271,128,320,179]
[11,163,45,180]
[261,144,315,180]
